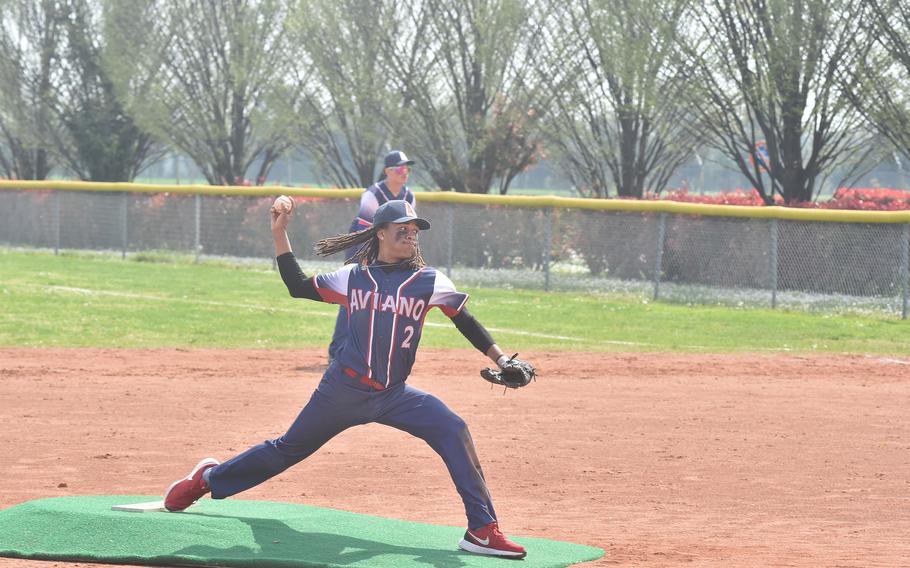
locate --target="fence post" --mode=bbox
[194,193,202,263]
[770,218,779,309]
[543,207,553,291]
[654,213,666,300]
[53,191,61,255]
[902,224,909,320]
[445,203,454,278]
[121,191,129,259]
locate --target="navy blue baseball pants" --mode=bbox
[206,373,497,530]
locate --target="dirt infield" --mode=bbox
[1,348,908,568]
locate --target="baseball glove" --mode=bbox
[481,354,536,390]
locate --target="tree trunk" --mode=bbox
[618,110,639,197]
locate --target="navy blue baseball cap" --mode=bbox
[384,150,416,168]
[373,200,430,230]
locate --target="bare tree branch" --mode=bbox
[846,0,910,167]
[387,0,550,194]
[281,0,398,188]
[541,0,700,198]
[106,0,299,185]
[0,0,61,180]
[683,0,874,204]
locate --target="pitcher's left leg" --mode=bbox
[375,385,495,528]
[375,385,525,558]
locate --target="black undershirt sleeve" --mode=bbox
[276,252,321,301]
[450,307,495,355]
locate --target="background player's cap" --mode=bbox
[384,150,416,168]
[374,200,430,230]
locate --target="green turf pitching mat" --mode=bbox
[0,496,604,567]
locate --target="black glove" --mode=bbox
[480,354,536,389]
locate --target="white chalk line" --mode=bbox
[16,285,839,351]
[32,284,589,343]
[14,285,834,351]
[871,357,910,366]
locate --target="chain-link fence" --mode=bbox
[2,188,908,318]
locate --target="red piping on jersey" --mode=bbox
[363,267,380,380]
[420,289,469,331]
[315,286,347,306]
[430,291,469,317]
[384,268,424,387]
[314,268,351,307]
[342,366,385,391]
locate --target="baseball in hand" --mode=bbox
[272,195,293,213]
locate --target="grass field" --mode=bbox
[1,248,907,353]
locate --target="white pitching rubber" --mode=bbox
[111,500,167,513]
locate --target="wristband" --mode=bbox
[496,354,510,369]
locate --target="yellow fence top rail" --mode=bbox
[0,179,362,199]
[3,179,910,224]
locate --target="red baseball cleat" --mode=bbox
[163,458,219,512]
[458,521,527,559]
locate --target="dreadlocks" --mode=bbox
[314,224,426,270]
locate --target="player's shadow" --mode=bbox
[174,513,474,568]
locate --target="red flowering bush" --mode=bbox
[648,187,910,210]
[232,195,355,260]
[647,188,782,206]
[448,205,550,269]
[130,192,196,250]
[804,187,910,211]
[561,208,661,277]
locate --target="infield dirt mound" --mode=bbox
[1,348,908,567]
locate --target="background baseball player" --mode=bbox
[328,150,417,362]
[163,197,535,559]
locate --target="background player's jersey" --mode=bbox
[348,181,416,233]
[314,263,467,388]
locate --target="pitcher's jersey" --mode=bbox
[314,263,467,388]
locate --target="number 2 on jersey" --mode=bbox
[401,325,415,348]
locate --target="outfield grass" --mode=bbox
[0,249,906,353]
